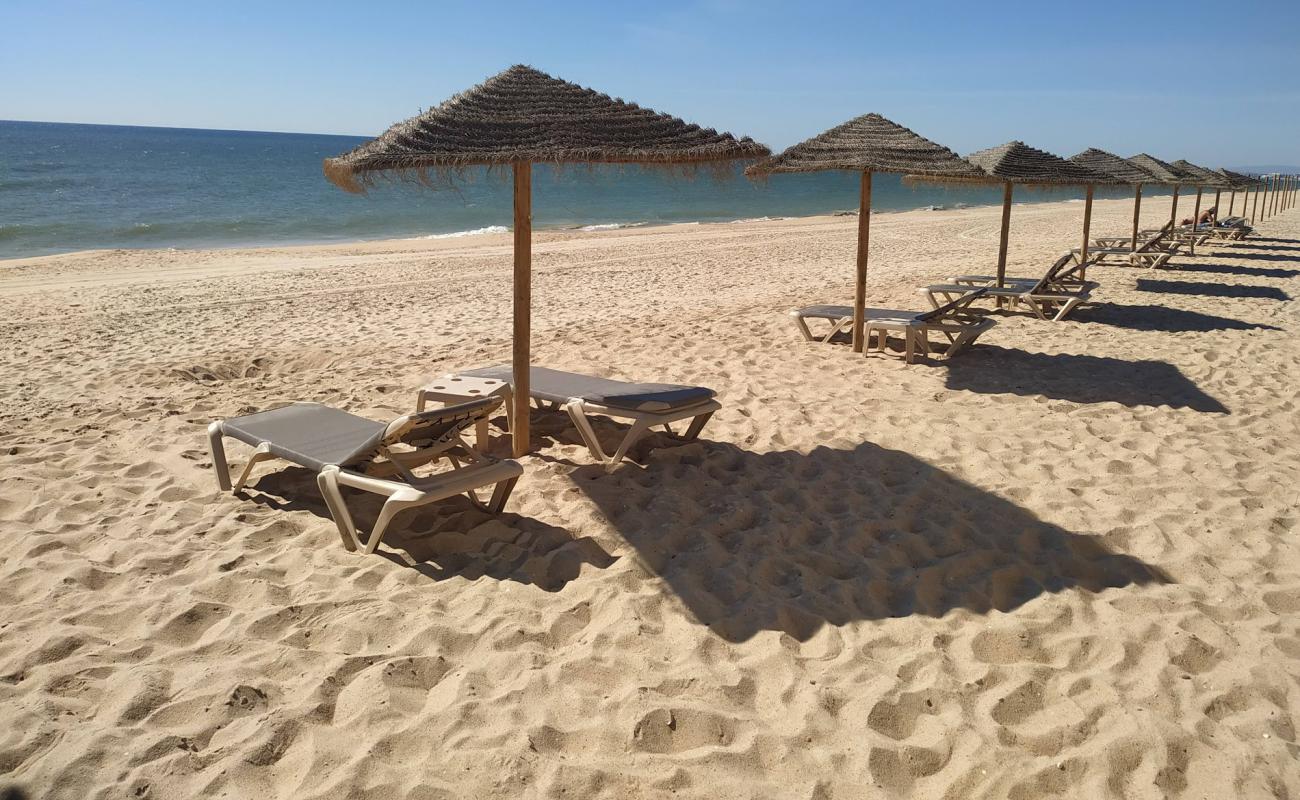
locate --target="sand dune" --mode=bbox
[2,196,1299,799]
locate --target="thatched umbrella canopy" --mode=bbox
[324,65,769,457]
[961,141,1120,285]
[745,113,988,352]
[1218,168,1256,218]
[1127,154,1194,233]
[1070,148,1162,254]
[1171,160,1233,253]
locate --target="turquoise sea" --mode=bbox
[0,120,1161,260]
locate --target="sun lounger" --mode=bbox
[922,256,1094,322]
[946,252,1087,290]
[459,365,720,471]
[1082,223,1180,268]
[207,397,522,554]
[790,289,996,363]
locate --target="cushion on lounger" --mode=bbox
[220,403,387,472]
[461,365,715,413]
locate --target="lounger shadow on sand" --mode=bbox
[243,467,616,589]
[1167,262,1300,279]
[571,440,1170,642]
[944,347,1229,412]
[1069,303,1282,333]
[1135,279,1290,301]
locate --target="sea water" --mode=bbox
[0,120,1155,260]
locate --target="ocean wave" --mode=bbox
[577,222,645,232]
[729,216,783,223]
[420,225,509,239]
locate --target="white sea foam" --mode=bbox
[421,225,508,239]
[729,216,783,223]
[578,222,646,232]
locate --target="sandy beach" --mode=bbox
[1,194,1298,798]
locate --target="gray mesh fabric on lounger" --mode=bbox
[207,397,522,554]
[461,365,720,471]
[790,289,996,363]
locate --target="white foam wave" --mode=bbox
[421,225,508,239]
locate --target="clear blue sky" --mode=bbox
[3,0,1298,166]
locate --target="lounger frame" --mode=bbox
[207,401,520,554]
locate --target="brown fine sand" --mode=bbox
[1,196,1298,799]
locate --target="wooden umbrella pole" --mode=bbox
[995,182,1013,288]
[1262,178,1270,220]
[1189,187,1203,255]
[1252,182,1261,223]
[1169,185,1180,230]
[511,162,532,458]
[1228,189,1236,217]
[1079,184,1094,278]
[1131,184,1143,253]
[1213,189,1221,220]
[851,170,872,354]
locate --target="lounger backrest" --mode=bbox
[382,396,501,448]
[1027,252,1074,294]
[918,288,989,322]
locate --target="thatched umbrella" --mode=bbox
[1127,154,1190,235]
[960,142,1119,286]
[1069,148,1165,254]
[1218,168,1255,217]
[745,114,987,352]
[1171,160,1232,254]
[324,65,768,457]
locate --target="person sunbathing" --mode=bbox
[1181,207,1217,226]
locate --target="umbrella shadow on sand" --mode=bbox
[244,467,616,590]
[1166,261,1300,279]
[1135,279,1290,301]
[1068,303,1282,333]
[570,440,1170,642]
[943,346,1228,412]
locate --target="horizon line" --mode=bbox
[0,117,372,140]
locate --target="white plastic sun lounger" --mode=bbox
[460,365,720,471]
[922,255,1093,322]
[946,252,1086,290]
[790,289,996,363]
[207,397,522,554]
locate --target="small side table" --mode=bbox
[416,374,513,450]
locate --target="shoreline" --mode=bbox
[0,191,1188,268]
[0,187,1183,265]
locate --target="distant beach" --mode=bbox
[0,120,1160,260]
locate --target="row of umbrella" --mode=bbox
[323,65,1298,457]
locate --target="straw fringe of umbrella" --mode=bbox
[324,65,768,194]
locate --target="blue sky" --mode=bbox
[3,0,1298,166]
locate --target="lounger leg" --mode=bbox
[608,419,654,472]
[792,315,816,342]
[904,331,916,364]
[563,399,612,464]
[1052,298,1081,322]
[207,422,231,492]
[683,411,715,441]
[364,489,424,555]
[317,466,360,552]
[486,477,518,513]
[233,444,275,493]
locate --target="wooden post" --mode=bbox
[995,182,1013,288]
[1189,187,1203,255]
[511,162,532,458]
[1252,181,1261,223]
[1169,185,1180,229]
[1212,189,1221,221]
[1079,184,1094,275]
[1228,188,1236,217]
[851,170,872,354]
[1131,184,1143,253]
[1261,178,1270,220]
